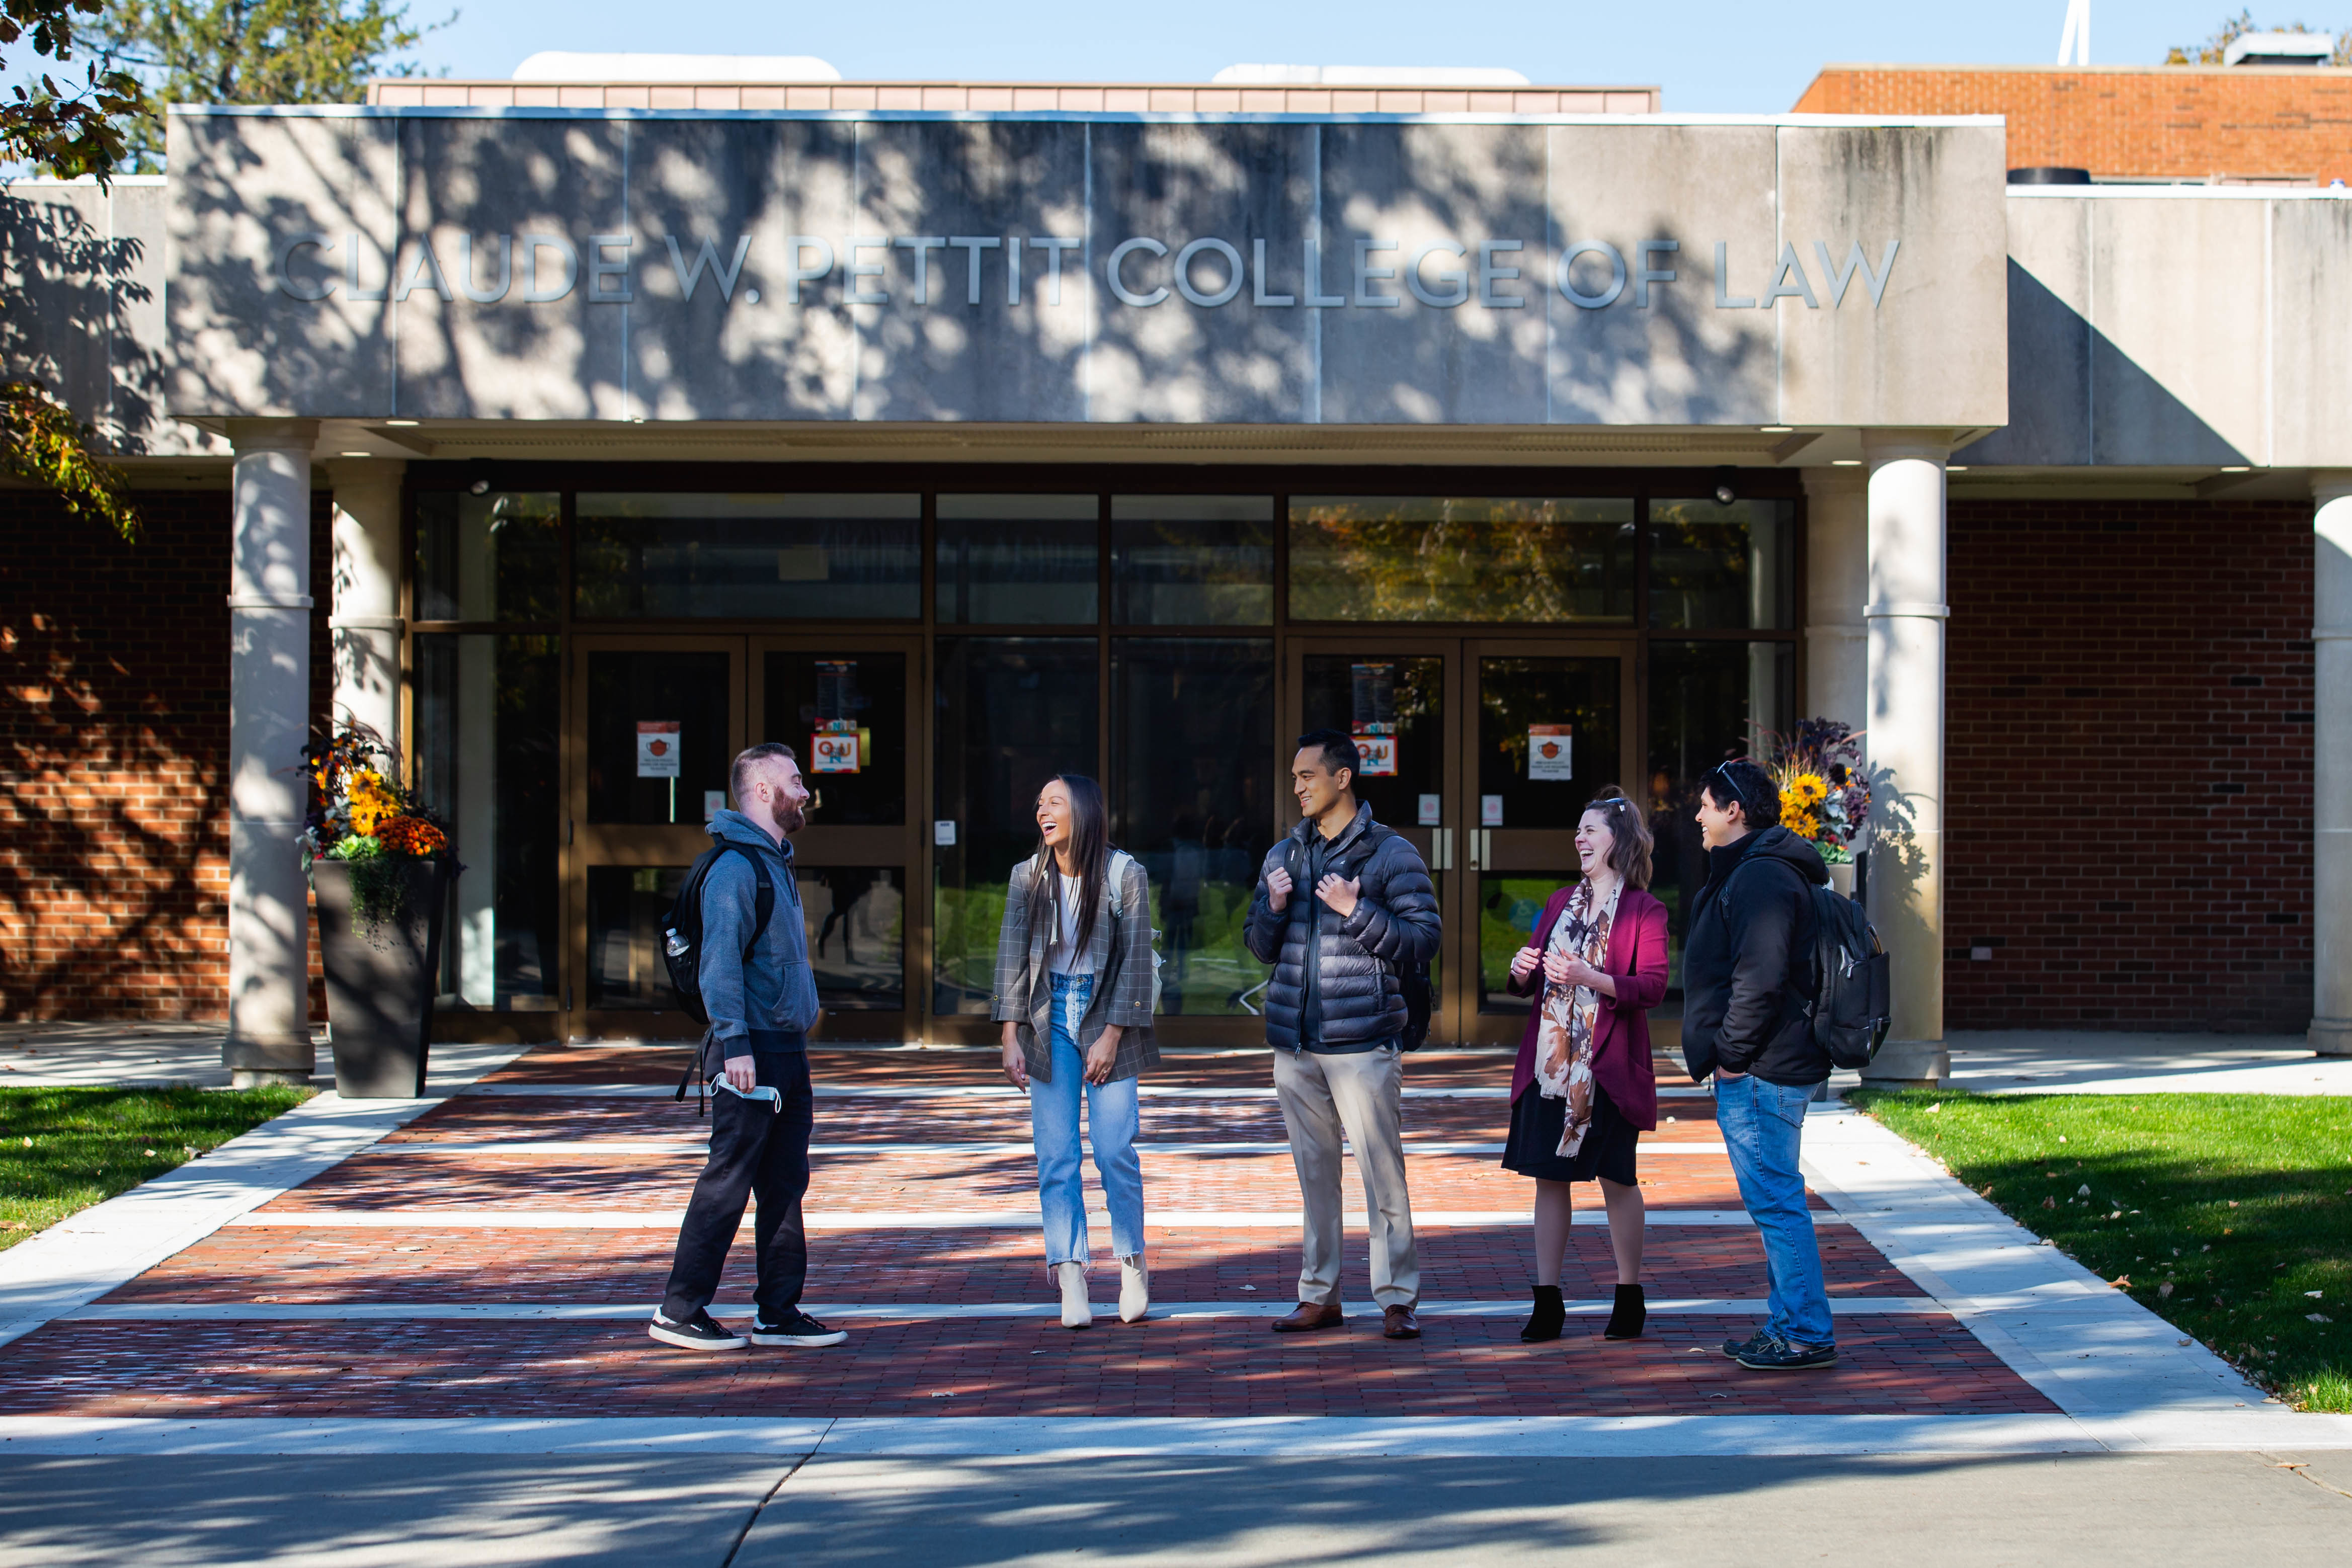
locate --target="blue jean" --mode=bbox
[1714,1072,1835,1347]
[1030,972,1145,1267]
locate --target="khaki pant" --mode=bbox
[1271,1045,1420,1308]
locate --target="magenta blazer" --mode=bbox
[1507,884,1671,1131]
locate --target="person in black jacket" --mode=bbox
[1679,757,1838,1372]
[1245,729,1442,1340]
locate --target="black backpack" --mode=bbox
[660,843,775,1028]
[1803,880,1892,1069]
[1286,822,1434,1052]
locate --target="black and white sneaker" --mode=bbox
[648,1309,746,1351]
[750,1308,848,1348]
[1721,1329,1774,1361]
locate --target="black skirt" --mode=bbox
[1501,1077,1639,1185]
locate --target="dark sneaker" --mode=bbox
[648,1309,746,1351]
[1734,1335,1838,1371]
[750,1308,848,1348]
[1721,1329,1774,1361]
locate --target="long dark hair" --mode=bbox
[1583,787,1655,890]
[1026,774,1109,964]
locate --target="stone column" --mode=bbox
[1860,432,1951,1087]
[1802,467,1869,733]
[329,461,405,751]
[224,420,320,1087]
[2313,473,2352,1056]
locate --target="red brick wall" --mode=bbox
[0,485,332,1021]
[1793,66,2352,184]
[1945,497,2314,1032]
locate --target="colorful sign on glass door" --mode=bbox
[1349,662,1399,777]
[1527,724,1574,780]
[812,659,866,773]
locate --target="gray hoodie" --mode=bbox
[699,808,820,1053]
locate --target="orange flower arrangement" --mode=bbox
[375,815,447,858]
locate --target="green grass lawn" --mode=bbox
[0,1086,311,1250]
[1847,1090,2352,1413]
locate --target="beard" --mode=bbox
[774,798,807,835]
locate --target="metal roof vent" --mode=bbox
[1211,64,1531,87]
[2220,32,2335,66]
[511,52,842,83]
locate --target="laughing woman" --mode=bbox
[1503,789,1671,1344]
[993,774,1160,1331]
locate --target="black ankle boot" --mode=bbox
[1520,1285,1566,1343]
[1603,1283,1647,1340]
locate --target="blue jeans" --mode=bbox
[1030,973,1145,1267]
[1714,1073,1834,1347]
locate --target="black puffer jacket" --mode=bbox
[1244,804,1441,1051]
[1680,825,1831,1087]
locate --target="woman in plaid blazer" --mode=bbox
[993,774,1160,1329]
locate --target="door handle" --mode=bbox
[1430,828,1452,871]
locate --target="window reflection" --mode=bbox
[1111,495,1274,626]
[937,494,1099,624]
[1646,498,1795,630]
[1288,496,1634,622]
[1111,639,1275,1016]
[415,491,561,622]
[575,493,921,619]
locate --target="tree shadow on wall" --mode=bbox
[0,194,162,454]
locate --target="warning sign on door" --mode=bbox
[1527,725,1574,781]
[636,721,681,779]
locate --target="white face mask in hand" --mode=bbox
[714,1079,782,1111]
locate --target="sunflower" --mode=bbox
[345,769,402,838]
[1785,772,1830,809]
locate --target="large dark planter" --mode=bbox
[311,856,455,1098]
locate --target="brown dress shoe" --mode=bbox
[1383,1304,1422,1340]
[1270,1301,1344,1333]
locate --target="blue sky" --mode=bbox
[399,3,2313,112]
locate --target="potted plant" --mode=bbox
[1757,719,1871,901]
[303,722,458,1098]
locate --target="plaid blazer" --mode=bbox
[992,853,1160,1085]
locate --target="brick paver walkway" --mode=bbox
[0,1044,2060,1421]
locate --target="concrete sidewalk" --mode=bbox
[0,1024,535,1092]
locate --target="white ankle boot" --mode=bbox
[1055,1261,1093,1330]
[1118,1254,1150,1323]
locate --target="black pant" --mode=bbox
[661,1047,814,1324]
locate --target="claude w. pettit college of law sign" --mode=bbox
[165,109,2009,429]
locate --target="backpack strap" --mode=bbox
[712,842,777,957]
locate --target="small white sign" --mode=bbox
[635,721,681,779]
[1480,794,1504,827]
[1417,793,1441,827]
[933,819,958,847]
[1354,733,1398,777]
[1528,725,1574,781]
[703,790,725,822]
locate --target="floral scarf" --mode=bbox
[1534,879,1619,1157]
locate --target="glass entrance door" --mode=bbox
[749,636,922,1039]
[1285,635,1634,1047]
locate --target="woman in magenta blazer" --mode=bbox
[1502,789,1671,1345]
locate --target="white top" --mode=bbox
[1047,872,1095,977]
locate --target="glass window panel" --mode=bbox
[801,867,906,1010]
[1110,638,1275,1016]
[1111,495,1274,626]
[932,637,1099,1014]
[1477,655,1622,830]
[1644,639,1795,1013]
[761,651,907,826]
[1301,654,1445,830]
[414,491,561,622]
[574,492,920,618]
[413,633,562,1009]
[1646,497,1796,630]
[1480,872,1578,1014]
[585,650,733,824]
[1288,496,1634,623]
[936,493,1099,625]
[586,865,687,1009]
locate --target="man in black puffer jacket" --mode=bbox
[1679,757,1837,1373]
[1245,729,1442,1340]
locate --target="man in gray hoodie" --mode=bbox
[649,742,844,1352]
